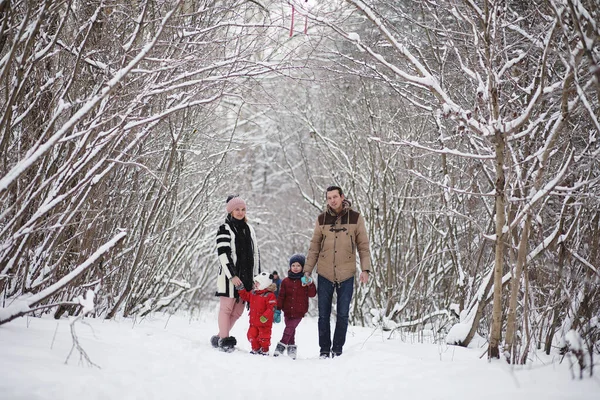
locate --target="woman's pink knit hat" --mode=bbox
[226,196,247,213]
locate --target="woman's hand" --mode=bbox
[232,276,242,287]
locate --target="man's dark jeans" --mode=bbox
[317,275,354,355]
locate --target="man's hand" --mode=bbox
[359,270,370,284]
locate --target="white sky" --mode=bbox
[0,306,597,400]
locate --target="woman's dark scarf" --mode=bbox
[226,215,254,290]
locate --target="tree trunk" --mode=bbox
[504,215,531,362]
[489,127,506,359]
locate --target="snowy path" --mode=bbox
[0,310,597,400]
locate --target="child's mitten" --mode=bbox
[301,276,313,286]
[274,309,281,323]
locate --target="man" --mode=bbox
[303,185,371,358]
[272,271,283,324]
[272,271,282,298]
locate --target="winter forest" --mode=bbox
[0,0,598,376]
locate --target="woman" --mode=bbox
[210,195,260,352]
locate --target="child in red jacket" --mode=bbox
[273,254,316,359]
[236,272,277,355]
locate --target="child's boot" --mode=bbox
[274,342,286,357]
[287,344,297,360]
[251,347,269,356]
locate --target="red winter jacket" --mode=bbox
[238,284,277,327]
[277,277,316,319]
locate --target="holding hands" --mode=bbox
[232,276,243,289]
[301,273,313,286]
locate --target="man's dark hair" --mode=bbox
[326,185,343,196]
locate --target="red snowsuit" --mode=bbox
[238,284,277,352]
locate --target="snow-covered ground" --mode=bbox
[0,306,597,400]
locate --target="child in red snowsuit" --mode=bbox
[236,272,277,355]
[273,254,316,360]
